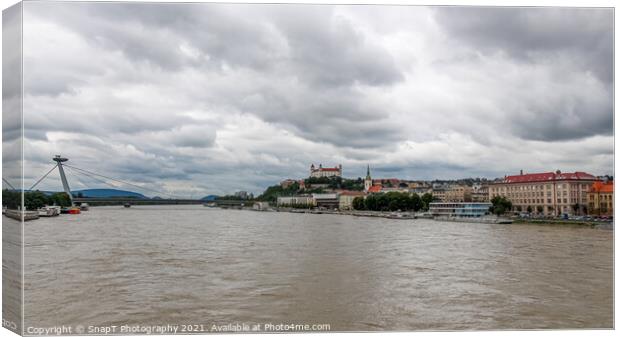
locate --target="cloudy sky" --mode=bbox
[4,2,614,197]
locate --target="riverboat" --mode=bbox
[38,206,61,217]
[61,207,81,214]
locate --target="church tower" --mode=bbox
[364,164,372,192]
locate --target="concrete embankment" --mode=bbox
[513,218,613,228]
[273,207,423,219]
[4,209,39,221]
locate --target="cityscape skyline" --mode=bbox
[5,3,613,196]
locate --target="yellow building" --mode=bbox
[588,181,613,216]
[471,184,489,202]
[489,170,598,216]
[445,185,473,202]
[338,191,367,210]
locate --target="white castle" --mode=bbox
[309,164,342,178]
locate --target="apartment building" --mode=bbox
[489,170,598,216]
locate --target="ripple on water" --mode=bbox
[19,205,613,330]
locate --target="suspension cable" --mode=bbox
[64,166,122,191]
[63,166,91,189]
[64,164,179,199]
[29,164,59,191]
[2,178,16,190]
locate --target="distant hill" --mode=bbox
[201,195,218,201]
[72,189,148,199]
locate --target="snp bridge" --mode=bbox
[72,197,205,205]
[31,155,208,206]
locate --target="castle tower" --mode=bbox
[364,164,372,192]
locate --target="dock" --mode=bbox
[4,209,40,221]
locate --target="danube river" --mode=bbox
[20,205,612,332]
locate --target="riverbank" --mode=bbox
[3,209,39,221]
[513,218,613,228]
[273,207,422,220]
[270,207,613,228]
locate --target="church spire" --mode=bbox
[364,164,372,192]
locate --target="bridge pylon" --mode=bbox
[53,155,74,206]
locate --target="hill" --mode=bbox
[72,189,148,199]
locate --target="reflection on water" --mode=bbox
[21,205,612,331]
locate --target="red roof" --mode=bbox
[503,171,597,184]
[368,185,382,193]
[590,181,613,193]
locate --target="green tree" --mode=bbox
[342,178,364,191]
[49,192,72,207]
[2,189,21,209]
[358,192,420,212]
[536,205,543,214]
[410,193,423,211]
[256,182,300,202]
[490,196,512,216]
[24,191,49,210]
[352,197,366,210]
[365,194,378,211]
[526,205,532,213]
[421,193,434,211]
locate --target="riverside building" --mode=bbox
[587,180,614,216]
[338,191,367,210]
[276,196,314,207]
[445,185,473,202]
[489,170,598,216]
[429,202,492,217]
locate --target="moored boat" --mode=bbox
[38,206,61,217]
[61,207,81,214]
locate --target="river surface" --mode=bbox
[19,205,613,332]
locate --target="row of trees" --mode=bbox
[352,192,434,212]
[304,176,364,191]
[256,182,303,202]
[2,189,72,210]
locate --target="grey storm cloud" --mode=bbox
[434,7,613,82]
[432,7,613,142]
[8,2,614,196]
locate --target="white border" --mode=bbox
[0,1,616,337]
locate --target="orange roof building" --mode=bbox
[588,181,613,216]
[367,185,382,193]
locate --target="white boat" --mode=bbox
[80,203,90,211]
[38,206,61,217]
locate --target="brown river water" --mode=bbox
[10,205,614,332]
